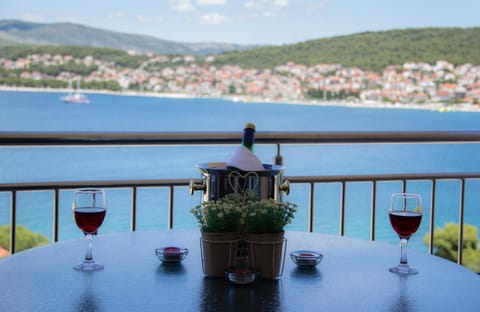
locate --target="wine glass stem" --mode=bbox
[84,233,94,262]
[400,237,409,265]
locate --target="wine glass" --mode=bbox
[72,189,107,271]
[389,193,423,274]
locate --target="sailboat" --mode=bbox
[61,79,90,104]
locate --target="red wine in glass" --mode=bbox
[72,189,107,271]
[74,207,106,234]
[389,193,423,275]
[389,211,422,238]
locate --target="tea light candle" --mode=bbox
[163,247,181,261]
[232,268,253,274]
[299,253,316,257]
[290,250,323,268]
[298,255,318,266]
[225,267,257,285]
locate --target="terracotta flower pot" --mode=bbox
[244,231,286,279]
[200,231,241,277]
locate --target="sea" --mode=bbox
[1,90,480,251]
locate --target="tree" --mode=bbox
[228,84,236,94]
[424,223,480,272]
[0,225,49,257]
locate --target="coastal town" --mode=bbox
[1,52,480,111]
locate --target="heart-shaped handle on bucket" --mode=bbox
[228,171,259,195]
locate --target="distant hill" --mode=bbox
[0,19,255,55]
[1,20,479,72]
[212,27,480,72]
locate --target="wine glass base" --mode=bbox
[73,262,104,271]
[389,265,418,275]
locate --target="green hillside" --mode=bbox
[1,26,479,73]
[212,28,480,72]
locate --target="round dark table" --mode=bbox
[0,229,479,311]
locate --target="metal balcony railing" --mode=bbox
[1,131,480,267]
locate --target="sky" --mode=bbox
[1,0,479,45]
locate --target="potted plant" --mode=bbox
[242,195,297,279]
[191,193,244,277]
[192,192,297,279]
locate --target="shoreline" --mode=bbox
[1,85,479,113]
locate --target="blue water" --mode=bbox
[1,90,480,251]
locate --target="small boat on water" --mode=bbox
[61,79,90,104]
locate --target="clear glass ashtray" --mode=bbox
[155,247,188,263]
[225,267,257,285]
[290,250,323,268]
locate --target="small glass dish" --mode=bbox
[225,267,257,285]
[290,250,323,268]
[155,247,188,263]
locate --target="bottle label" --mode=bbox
[242,127,255,151]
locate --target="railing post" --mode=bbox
[458,178,466,265]
[53,189,59,242]
[10,190,16,254]
[168,186,174,229]
[309,182,315,233]
[370,181,377,241]
[340,181,346,236]
[131,187,137,231]
[428,180,436,255]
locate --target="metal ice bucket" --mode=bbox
[189,162,290,202]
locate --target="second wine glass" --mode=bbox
[72,188,107,271]
[389,193,423,275]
